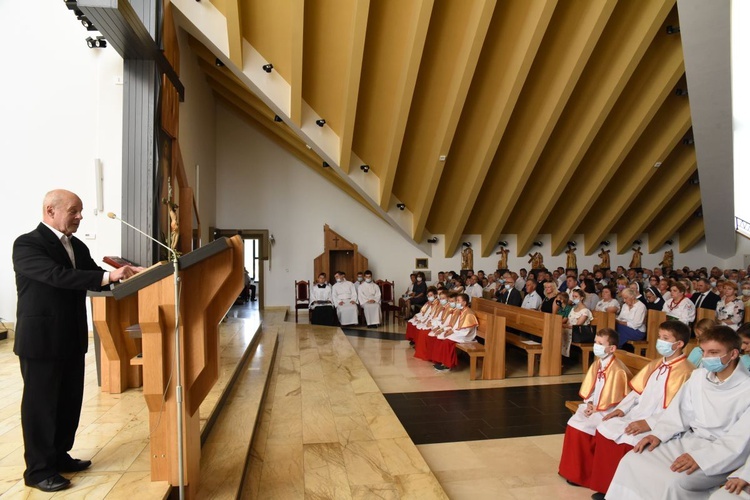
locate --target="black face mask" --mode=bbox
[317,284,327,288]
[555,300,562,307]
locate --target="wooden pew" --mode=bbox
[696,308,717,322]
[473,298,562,376]
[454,310,507,380]
[628,310,666,358]
[571,310,616,374]
[565,350,651,413]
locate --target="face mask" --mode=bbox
[555,300,562,307]
[593,344,609,359]
[710,281,717,287]
[505,284,512,290]
[456,303,464,310]
[617,285,626,291]
[357,277,363,282]
[336,279,343,283]
[417,277,423,282]
[427,296,435,302]
[656,339,676,357]
[702,353,731,373]
[572,298,580,305]
[742,290,750,297]
[439,299,448,306]
[449,302,456,309]
[365,278,372,283]
[317,283,327,288]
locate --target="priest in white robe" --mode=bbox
[357,270,382,327]
[608,326,750,500]
[332,271,359,326]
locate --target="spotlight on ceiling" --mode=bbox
[633,239,642,245]
[665,239,674,246]
[215,58,225,67]
[600,240,610,247]
[360,164,370,173]
[498,241,508,247]
[683,137,694,145]
[78,15,97,31]
[396,203,405,211]
[675,88,688,96]
[695,209,703,218]
[666,25,680,35]
[533,241,543,247]
[689,176,700,185]
[262,63,273,73]
[274,115,283,123]
[463,242,472,247]
[86,36,107,48]
[427,237,438,244]
[322,161,330,168]
[315,119,326,127]
[567,241,577,247]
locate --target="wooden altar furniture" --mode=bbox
[295,280,310,322]
[313,224,368,282]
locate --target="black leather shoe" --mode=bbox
[58,458,92,472]
[28,474,71,492]
[591,493,606,500]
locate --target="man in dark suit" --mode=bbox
[13,189,137,492]
[495,273,522,306]
[691,278,720,311]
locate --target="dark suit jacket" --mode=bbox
[496,287,522,307]
[690,291,720,310]
[13,223,106,359]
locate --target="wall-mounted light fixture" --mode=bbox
[360,164,370,173]
[498,241,508,247]
[695,209,703,218]
[86,36,107,48]
[633,239,642,245]
[427,237,438,244]
[315,119,326,127]
[665,239,674,246]
[262,63,273,73]
[666,25,680,34]
[78,15,96,31]
[322,161,330,168]
[600,240,610,247]
[533,241,543,247]
[274,115,283,122]
[567,241,577,247]
[675,88,688,96]
[463,242,472,247]
[397,203,405,211]
[215,58,225,67]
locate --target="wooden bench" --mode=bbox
[628,310,666,357]
[565,350,651,413]
[571,310,616,373]
[473,298,562,376]
[454,310,506,380]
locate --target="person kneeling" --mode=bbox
[559,329,630,489]
[608,326,750,499]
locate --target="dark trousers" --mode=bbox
[19,355,85,484]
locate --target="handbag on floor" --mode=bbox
[572,324,597,343]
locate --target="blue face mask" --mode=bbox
[703,353,731,373]
[572,298,581,305]
[656,339,677,357]
[449,302,457,309]
[504,284,512,290]
[439,298,448,306]
[593,344,609,359]
[456,303,464,310]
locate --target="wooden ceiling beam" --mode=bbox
[468,0,617,258]
[429,0,557,259]
[546,28,685,256]
[225,0,243,67]
[393,0,496,241]
[646,185,702,253]
[337,0,370,174]
[679,214,705,253]
[289,0,303,126]
[614,160,697,255]
[511,0,674,256]
[581,96,692,255]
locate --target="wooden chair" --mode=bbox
[294,280,310,323]
[379,280,399,324]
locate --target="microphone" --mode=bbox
[107,212,177,261]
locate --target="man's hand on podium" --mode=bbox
[110,265,140,282]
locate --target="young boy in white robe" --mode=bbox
[608,325,750,500]
[432,293,478,372]
[406,287,439,344]
[331,271,359,326]
[559,328,630,489]
[357,270,382,328]
[587,321,694,498]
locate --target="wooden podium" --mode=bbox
[90,236,244,496]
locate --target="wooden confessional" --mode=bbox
[313,225,368,283]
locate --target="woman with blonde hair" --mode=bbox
[716,280,745,331]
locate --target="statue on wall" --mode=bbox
[659,249,674,270]
[598,248,611,269]
[528,251,544,270]
[461,244,474,271]
[629,246,643,269]
[565,245,577,270]
[496,246,509,270]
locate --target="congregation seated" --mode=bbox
[521,279,542,311]
[616,289,647,348]
[716,281,745,331]
[644,286,665,311]
[464,275,483,303]
[331,271,358,326]
[496,272,522,306]
[540,280,559,314]
[357,269,382,328]
[595,286,620,314]
[581,278,599,311]
[663,281,696,325]
[309,272,337,326]
[398,273,416,318]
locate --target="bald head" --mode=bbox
[43,189,84,235]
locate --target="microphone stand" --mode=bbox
[108,214,186,500]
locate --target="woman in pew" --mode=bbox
[541,280,560,314]
[557,292,574,357]
[432,293,479,372]
[596,286,620,314]
[587,321,694,498]
[716,281,745,331]
[687,318,720,368]
[567,289,593,345]
[663,281,696,325]
[644,286,666,311]
[581,278,600,312]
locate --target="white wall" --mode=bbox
[215,102,750,309]
[0,1,124,323]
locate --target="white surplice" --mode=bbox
[357,281,382,326]
[309,283,332,309]
[567,355,612,435]
[332,280,359,325]
[608,363,750,500]
[597,359,673,446]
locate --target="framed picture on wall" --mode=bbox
[414,270,432,281]
[415,258,428,269]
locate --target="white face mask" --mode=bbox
[572,298,581,305]
[428,296,435,302]
[365,278,372,283]
[417,277,423,282]
[357,276,363,282]
[439,298,448,306]
[336,278,343,283]
[505,284,512,290]
[742,290,750,297]
[593,344,609,359]
[456,303,464,310]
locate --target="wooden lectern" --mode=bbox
[90,236,243,496]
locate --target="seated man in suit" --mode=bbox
[357,270,382,328]
[331,271,358,325]
[495,272,522,306]
[692,278,720,310]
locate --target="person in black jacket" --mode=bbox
[495,273,522,306]
[691,278,720,311]
[13,190,138,492]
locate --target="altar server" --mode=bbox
[415,291,456,362]
[588,321,693,497]
[558,328,630,488]
[406,287,439,343]
[357,270,382,328]
[608,326,750,500]
[310,273,337,326]
[331,271,358,325]
[432,293,478,371]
